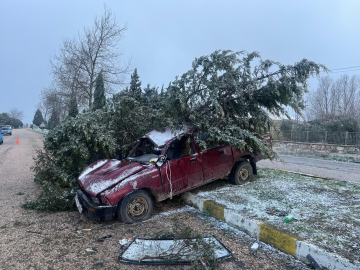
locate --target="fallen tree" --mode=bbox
[27,50,326,211]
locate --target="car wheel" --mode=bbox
[230,161,253,185]
[117,190,153,223]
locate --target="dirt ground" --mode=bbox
[0,129,311,270]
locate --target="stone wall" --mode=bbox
[273,141,360,153]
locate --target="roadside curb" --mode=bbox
[182,192,358,270]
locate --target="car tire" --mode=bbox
[117,190,153,223]
[230,161,253,185]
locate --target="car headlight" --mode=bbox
[91,196,100,205]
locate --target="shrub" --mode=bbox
[28,110,117,211]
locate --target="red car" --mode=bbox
[75,128,270,223]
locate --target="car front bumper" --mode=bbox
[76,189,117,221]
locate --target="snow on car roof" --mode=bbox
[146,127,188,147]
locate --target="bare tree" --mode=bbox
[40,87,67,123]
[50,5,130,110]
[8,108,24,121]
[309,76,333,120]
[8,108,24,127]
[309,75,360,120]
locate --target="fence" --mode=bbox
[272,130,360,146]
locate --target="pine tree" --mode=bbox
[93,71,106,111]
[68,95,79,117]
[129,68,141,101]
[160,85,165,99]
[33,109,44,127]
[142,84,159,107]
[164,50,326,157]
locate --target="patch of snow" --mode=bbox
[78,160,108,184]
[194,168,360,265]
[251,243,259,251]
[94,160,121,175]
[146,128,185,147]
[86,164,144,194]
[102,167,159,196]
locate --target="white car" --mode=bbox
[1,127,12,136]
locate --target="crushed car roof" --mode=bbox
[145,127,192,147]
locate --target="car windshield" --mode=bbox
[126,138,164,163]
[2,128,9,131]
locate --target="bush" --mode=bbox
[28,110,118,211]
[29,97,167,211]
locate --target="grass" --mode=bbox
[194,168,360,265]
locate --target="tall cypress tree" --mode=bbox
[47,110,60,129]
[93,71,106,111]
[68,95,79,117]
[129,68,141,101]
[33,109,44,126]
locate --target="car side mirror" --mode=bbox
[155,155,166,167]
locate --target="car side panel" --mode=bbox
[198,145,234,182]
[159,153,203,196]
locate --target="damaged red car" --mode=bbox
[75,128,270,223]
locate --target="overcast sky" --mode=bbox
[1,0,360,125]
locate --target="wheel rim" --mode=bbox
[127,196,148,220]
[238,166,250,182]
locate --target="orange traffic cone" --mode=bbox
[16,137,20,145]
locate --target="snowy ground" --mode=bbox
[192,168,360,266]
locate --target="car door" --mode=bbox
[198,145,233,182]
[193,132,234,182]
[160,135,203,196]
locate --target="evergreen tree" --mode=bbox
[48,110,60,129]
[68,95,79,117]
[33,109,44,127]
[0,112,10,126]
[129,68,141,101]
[160,85,165,98]
[93,71,106,111]
[142,84,159,108]
[164,50,326,157]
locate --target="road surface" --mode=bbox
[258,154,360,183]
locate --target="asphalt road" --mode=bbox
[258,154,360,183]
[0,129,44,222]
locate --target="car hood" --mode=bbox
[78,159,146,196]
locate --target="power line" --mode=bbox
[331,65,360,71]
[320,66,360,73]
[330,68,360,74]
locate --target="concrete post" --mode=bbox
[325,131,327,144]
[345,131,348,145]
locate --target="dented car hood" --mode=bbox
[78,159,146,196]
